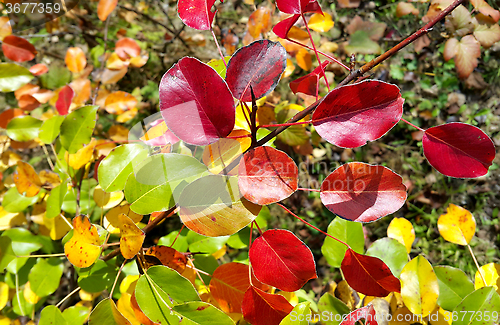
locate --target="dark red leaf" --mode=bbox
[320,162,407,222]
[422,122,495,178]
[242,286,293,325]
[56,85,75,116]
[178,0,216,30]
[159,57,235,145]
[238,147,298,205]
[273,14,300,39]
[1,35,37,62]
[290,60,330,96]
[249,229,317,291]
[276,0,322,15]
[226,40,286,102]
[341,248,401,297]
[340,305,379,325]
[312,80,404,148]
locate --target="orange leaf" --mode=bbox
[29,63,49,76]
[69,78,91,106]
[98,0,118,21]
[64,215,102,268]
[115,38,141,60]
[0,16,12,41]
[0,109,24,129]
[296,48,312,71]
[118,214,145,259]
[287,26,310,41]
[1,35,37,62]
[65,47,87,73]
[104,91,138,114]
[144,246,187,273]
[248,7,273,38]
[13,161,42,197]
[396,2,419,17]
[18,94,40,111]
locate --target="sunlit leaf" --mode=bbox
[39,305,68,325]
[159,57,235,145]
[276,0,322,14]
[400,255,439,316]
[0,63,33,92]
[64,215,102,268]
[320,163,407,222]
[242,286,294,325]
[470,0,499,22]
[144,246,187,273]
[6,116,42,142]
[115,38,141,60]
[28,258,64,297]
[67,138,97,170]
[173,302,235,324]
[342,249,401,297]
[93,186,124,209]
[250,229,317,291]
[308,12,334,32]
[105,91,138,114]
[178,175,262,236]
[0,109,24,129]
[443,35,480,79]
[366,237,408,277]
[60,105,98,154]
[338,304,377,325]
[105,204,143,228]
[318,293,350,325]
[2,186,39,213]
[290,60,330,96]
[238,146,298,205]
[396,2,419,17]
[13,161,42,197]
[296,48,312,71]
[437,204,475,245]
[474,263,500,293]
[248,7,273,38]
[2,35,37,62]
[118,214,145,259]
[97,0,118,21]
[387,217,415,254]
[102,67,128,84]
[273,15,301,39]
[89,298,132,325]
[321,217,364,268]
[312,80,403,148]
[29,63,49,76]
[346,16,386,41]
[65,47,87,73]
[202,130,251,175]
[422,123,495,178]
[344,31,381,55]
[452,287,500,325]
[473,23,500,48]
[178,0,217,30]
[0,16,12,41]
[434,265,474,311]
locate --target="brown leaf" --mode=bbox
[445,5,474,37]
[473,22,500,48]
[470,0,500,22]
[144,246,187,273]
[464,72,488,89]
[337,0,360,8]
[454,35,481,79]
[414,34,431,53]
[346,16,386,41]
[396,2,419,18]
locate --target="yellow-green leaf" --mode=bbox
[400,255,439,317]
[437,204,475,245]
[89,298,132,325]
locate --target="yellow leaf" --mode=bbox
[400,255,439,317]
[38,170,61,189]
[0,282,9,310]
[64,215,102,268]
[118,214,145,259]
[296,48,312,71]
[319,41,339,53]
[106,204,142,227]
[202,130,251,175]
[93,185,124,209]
[80,290,100,302]
[283,59,295,78]
[23,282,40,304]
[116,293,141,325]
[0,207,26,231]
[116,108,138,123]
[65,47,87,73]
[13,161,42,197]
[119,275,139,295]
[288,26,310,41]
[308,12,335,32]
[234,104,252,132]
[129,53,149,68]
[474,263,500,294]
[106,52,129,70]
[109,125,130,142]
[387,217,415,254]
[69,78,91,106]
[102,67,128,85]
[67,138,97,170]
[0,16,12,41]
[104,91,138,115]
[437,204,475,245]
[44,214,72,240]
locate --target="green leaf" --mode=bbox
[39,305,68,325]
[345,31,381,55]
[317,293,350,325]
[321,217,364,268]
[12,290,34,316]
[172,301,235,325]
[147,265,200,303]
[46,179,68,219]
[192,254,219,284]
[276,108,308,146]
[0,63,33,92]
[187,231,229,254]
[88,298,132,325]
[77,260,117,293]
[2,187,39,213]
[207,57,230,78]
[0,237,16,272]
[98,144,148,192]
[135,274,180,324]
[2,228,42,256]
[280,302,311,325]
[39,115,65,144]
[28,258,64,297]
[124,153,208,214]
[452,287,500,325]
[434,265,475,311]
[40,64,71,89]
[62,178,96,214]
[60,105,98,154]
[366,237,408,277]
[62,306,91,325]
[158,230,189,252]
[6,116,43,142]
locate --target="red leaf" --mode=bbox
[56,85,75,116]
[320,162,407,222]
[178,0,216,30]
[312,80,403,148]
[210,262,270,314]
[249,229,317,291]
[115,38,141,60]
[341,248,401,297]
[226,40,287,102]
[159,57,235,145]
[242,286,293,325]
[273,15,301,39]
[1,35,37,62]
[29,63,49,76]
[276,0,322,14]
[340,305,379,325]
[238,147,298,205]
[289,60,330,96]
[422,122,495,178]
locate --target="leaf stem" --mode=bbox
[467,244,486,285]
[297,187,321,192]
[109,260,126,298]
[56,287,81,308]
[42,144,55,171]
[210,28,227,67]
[258,120,311,129]
[301,14,330,91]
[400,118,426,132]
[277,203,350,247]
